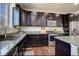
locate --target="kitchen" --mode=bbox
[0,3,79,56]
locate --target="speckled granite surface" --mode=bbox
[0,33,26,56]
[55,36,79,46]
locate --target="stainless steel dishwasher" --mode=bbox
[48,34,58,46]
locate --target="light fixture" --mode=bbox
[70,14,74,17]
[56,14,59,17]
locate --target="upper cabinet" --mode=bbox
[46,13,55,20]
[12,4,79,27]
[20,11,46,26]
[35,12,45,26]
[56,14,63,27]
[26,11,32,26]
[46,13,63,27]
[20,10,27,26]
[68,14,79,21]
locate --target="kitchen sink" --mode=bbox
[0,36,20,41]
[0,32,24,41]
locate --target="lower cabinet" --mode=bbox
[38,34,48,46]
[7,46,18,56]
[55,38,71,56]
[7,37,25,56]
[7,34,48,56]
[24,34,48,48]
[18,37,25,56]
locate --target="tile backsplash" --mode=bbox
[0,27,18,35]
[0,26,64,35]
[20,26,64,33]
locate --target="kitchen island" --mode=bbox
[55,36,79,56]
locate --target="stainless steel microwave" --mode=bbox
[47,20,56,26]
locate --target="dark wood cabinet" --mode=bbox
[7,36,25,56]
[24,34,37,47]
[7,46,18,56]
[46,13,63,27]
[31,12,46,26]
[55,38,71,56]
[6,34,48,56]
[24,34,48,48]
[68,14,78,21]
[20,10,27,25]
[56,14,63,27]
[20,10,32,26]
[38,34,48,46]
[13,5,78,27]
[62,14,69,35]
[18,38,25,56]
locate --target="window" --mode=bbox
[13,6,20,26]
[0,3,9,33]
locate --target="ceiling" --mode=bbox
[19,3,79,14]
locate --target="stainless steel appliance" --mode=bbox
[48,34,58,46]
[47,20,56,26]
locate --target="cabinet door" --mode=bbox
[25,11,32,26]
[55,39,71,56]
[56,15,63,27]
[20,10,27,25]
[38,34,48,46]
[18,37,25,56]
[30,35,38,47]
[7,46,18,56]
[31,12,45,26]
[24,35,32,47]
[24,34,38,47]
[68,14,75,21]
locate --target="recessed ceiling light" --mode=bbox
[70,14,74,17]
[74,3,78,5]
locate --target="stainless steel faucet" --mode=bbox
[4,27,7,38]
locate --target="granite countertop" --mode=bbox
[25,31,47,34]
[55,36,79,46]
[0,32,48,56]
[0,33,27,56]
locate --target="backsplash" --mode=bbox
[1,25,79,35]
[20,26,64,33]
[0,27,18,35]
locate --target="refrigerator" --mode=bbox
[69,21,79,36]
